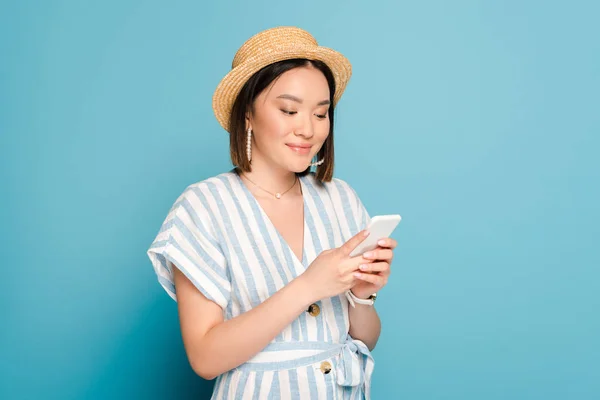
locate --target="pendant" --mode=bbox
[275,193,281,199]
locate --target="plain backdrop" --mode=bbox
[1,0,599,399]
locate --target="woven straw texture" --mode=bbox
[212,26,352,133]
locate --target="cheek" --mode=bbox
[255,110,292,140]
[316,122,330,141]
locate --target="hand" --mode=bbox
[299,230,371,302]
[350,237,397,299]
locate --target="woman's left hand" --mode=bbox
[350,237,397,299]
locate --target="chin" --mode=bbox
[286,160,312,174]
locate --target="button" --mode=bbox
[307,303,320,317]
[320,361,332,374]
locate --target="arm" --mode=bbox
[173,229,372,380]
[345,182,382,350]
[348,301,381,351]
[347,238,397,351]
[174,267,314,380]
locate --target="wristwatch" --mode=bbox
[345,290,377,308]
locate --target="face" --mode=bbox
[247,65,331,173]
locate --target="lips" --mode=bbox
[286,144,312,155]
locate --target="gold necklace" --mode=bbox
[242,173,298,199]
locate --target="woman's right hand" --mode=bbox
[298,230,371,302]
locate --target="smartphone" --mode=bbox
[349,214,402,257]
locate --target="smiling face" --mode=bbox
[247,65,332,173]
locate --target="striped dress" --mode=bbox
[147,169,374,399]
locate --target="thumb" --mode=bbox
[340,230,370,256]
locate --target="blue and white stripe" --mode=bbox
[148,169,374,399]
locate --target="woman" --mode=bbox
[147,26,397,399]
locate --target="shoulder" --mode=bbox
[302,172,355,193]
[301,172,363,206]
[185,169,237,192]
[315,173,361,199]
[331,176,357,196]
[168,170,239,219]
[177,170,238,201]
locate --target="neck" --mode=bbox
[239,156,299,196]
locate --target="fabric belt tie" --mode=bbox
[236,335,374,397]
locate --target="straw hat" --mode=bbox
[212,26,352,133]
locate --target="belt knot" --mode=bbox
[336,335,374,394]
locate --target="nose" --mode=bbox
[294,114,315,139]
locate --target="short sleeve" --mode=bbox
[332,177,372,233]
[146,187,231,309]
[351,186,371,231]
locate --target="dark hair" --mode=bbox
[229,58,336,182]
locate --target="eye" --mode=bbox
[280,109,297,116]
[315,113,327,120]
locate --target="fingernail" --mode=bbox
[354,272,362,278]
[378,239,385,246]
[359,264,367,271]
[363,230,370,237]
[363,251,372,258]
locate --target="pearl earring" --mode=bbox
[310,157,324,167]
[246,128,252,162]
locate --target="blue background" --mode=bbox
[2,0,599,399]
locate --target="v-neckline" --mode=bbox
[233,169,308,269]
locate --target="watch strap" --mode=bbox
[345,290,376,308]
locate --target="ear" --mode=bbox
[245,111,252,131]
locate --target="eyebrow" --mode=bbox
[276,94,330,106]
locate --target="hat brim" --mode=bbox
[212,46,352,133]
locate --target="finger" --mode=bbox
[343,255,371,275]
[362,248,393,261]
[375,238,397,249]
[358,262,389,273]
[353,271,385,286]
[340,229,370,256]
